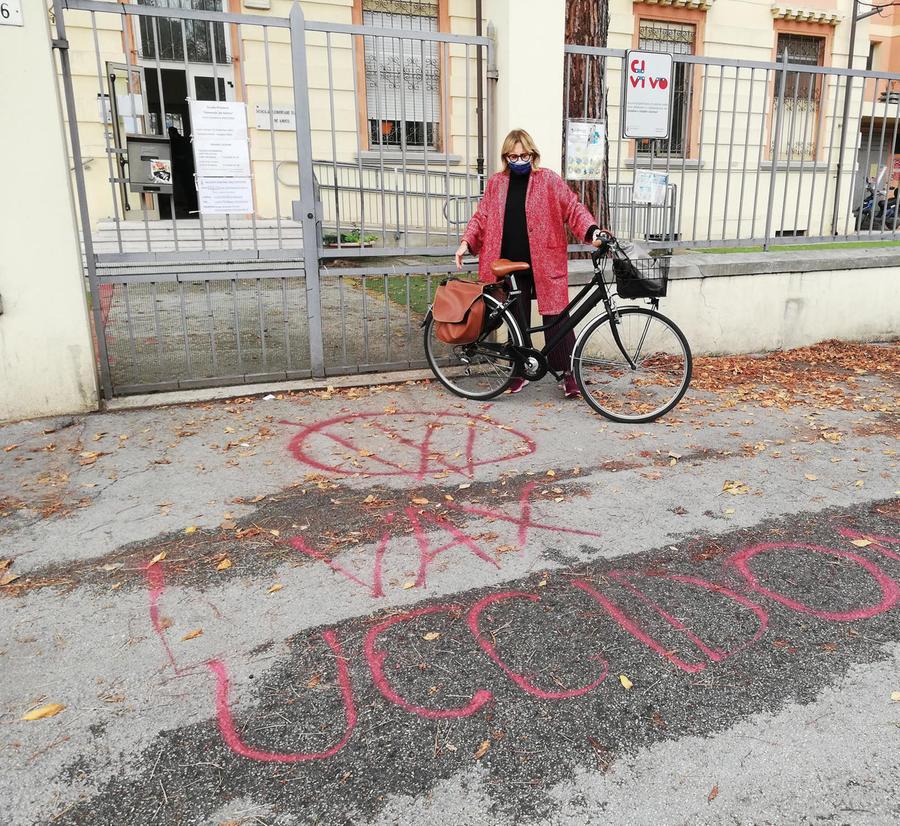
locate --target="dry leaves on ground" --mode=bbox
[23,703,65,721]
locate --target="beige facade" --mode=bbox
[58,0,897,246]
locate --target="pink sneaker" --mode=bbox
[508,377,529,394]
[562,373,581,399]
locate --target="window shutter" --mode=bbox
[364,11,440,125]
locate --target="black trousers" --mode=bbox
[507,271,576,374]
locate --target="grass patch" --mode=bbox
[693,239,900,254]
[355,273,447,317]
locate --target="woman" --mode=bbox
[455,128,602,398]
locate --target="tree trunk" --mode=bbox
[564,0,610,230]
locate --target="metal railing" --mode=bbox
[564,44,900,249]
[53,0,492,396]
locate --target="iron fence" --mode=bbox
[53,0,491,396]
[564,44,900,249]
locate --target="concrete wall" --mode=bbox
[567,247,900,355]
[0,2,99,423]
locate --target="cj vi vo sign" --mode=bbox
[1,0,24,26]
[622,50,673,140]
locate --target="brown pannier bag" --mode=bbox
[431,279,487,345]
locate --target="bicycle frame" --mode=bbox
[487,247,642,378]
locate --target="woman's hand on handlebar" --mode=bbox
[455,241,469,270]
[591,228,614,248]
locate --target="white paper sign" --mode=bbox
[565,119,606,181]
[192,138,251,177]
[0,0,24,27]
[197,177,255,214]
[255,105,296,131]
[189,100,249,142]
[623,50,674,140]
[632,170,669,206]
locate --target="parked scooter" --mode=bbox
[854,166,895,230]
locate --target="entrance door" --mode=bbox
[132,0,236,218]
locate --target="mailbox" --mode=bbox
[126,134,173,195]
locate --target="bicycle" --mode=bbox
[423,230,692,423]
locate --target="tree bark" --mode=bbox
[564,0,610,230]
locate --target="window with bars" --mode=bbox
[136,0,229,65]
[773,33,825,160]
[774,33,824,103]
[363,0,440,149]
[636,20,695,157]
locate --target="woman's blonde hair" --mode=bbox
[500,128,541,173]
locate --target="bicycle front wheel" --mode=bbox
[423,296,523,400]
[573,307,692,423]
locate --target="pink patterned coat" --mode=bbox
[461,167,596,315]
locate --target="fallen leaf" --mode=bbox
[23,703,65,721]
[1,573,21,586]
[411,497,429,505]
[269,529,280,538]
[619,674,633,690]
[181,629,203,641]
[267,583,283,594]
[363,495,377,504]
[546,470,556,477]
[473,740,490,760]
[3,444,18,452]
[854,480,865,488]
[147,551,167,567]
[401,581,416,590]
[724,508,735,515]
[722,480,751,495]
[495,544,518,554]
[804,474,818,482]
[0,559,10,570]
[221,520,237,531]
[423,632,441,641]
[306,674,321,689]
[891,691,900,703]
[445,743,458,752]
[850,538,873,548]
[216,559,232,571]
[707,785,719,803]
[458,483,471,490]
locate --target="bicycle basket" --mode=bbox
[613,256,670,299]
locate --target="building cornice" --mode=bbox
[633,0,714,11]
[771,5,843,26]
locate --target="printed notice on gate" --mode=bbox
[192,138,251,177]
[622,50,673,140]
[197,177,254,215]
[188,100,248,142]
[565,119,606,181]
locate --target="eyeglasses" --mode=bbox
[506,153,532,162]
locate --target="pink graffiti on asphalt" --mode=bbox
[144,523,900,765]
[283,411,537,480]
[290,483,602,598]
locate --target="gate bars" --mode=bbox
[52,0,492,396]
[564,44,900,249]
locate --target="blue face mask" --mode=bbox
[509,159,532,175]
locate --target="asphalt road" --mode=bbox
[1,342,898,825]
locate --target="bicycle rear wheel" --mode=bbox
[424,297,522,400]
[573,307,691,423]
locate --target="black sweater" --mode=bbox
[499,171,598,265]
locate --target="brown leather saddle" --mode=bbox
[490,259,530,278]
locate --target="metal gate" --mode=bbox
[52,0,492,397]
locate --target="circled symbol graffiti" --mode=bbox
[284,411,537,479]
